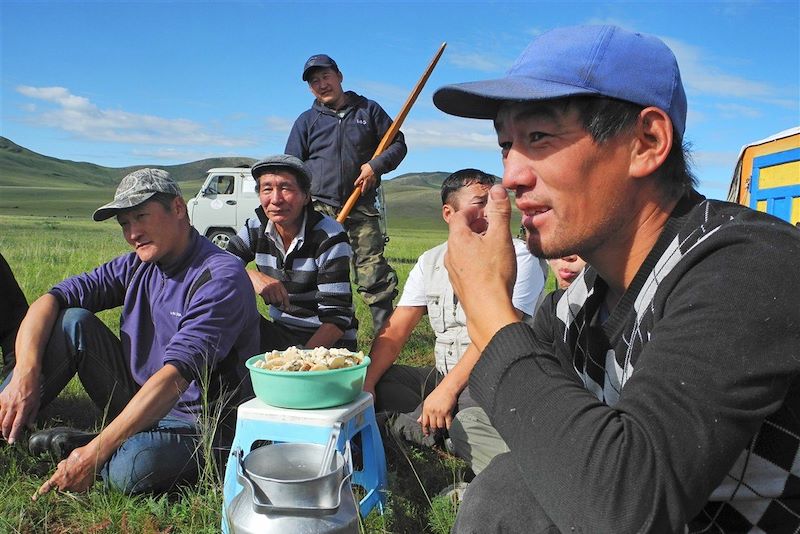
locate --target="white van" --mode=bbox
[187,167,259,250]
[188,167,390,250]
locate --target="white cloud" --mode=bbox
[15,85,257,148]
[660,38,783,103]
[130,147,218,162]
[714,103,763,119]
[692,150,740,168]
[402,118,498,150]
[264,116,295,134]
[356,80,410,102]
[447,51,508,73]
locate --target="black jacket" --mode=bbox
[285,91,407,208]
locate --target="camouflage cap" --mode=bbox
[93,168,182,221]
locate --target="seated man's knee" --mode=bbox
[59,307,95,331]
[450,407,509,475]
[55,308,106,349]
[102,429,200,494]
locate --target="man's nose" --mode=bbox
[127,222,142,240]
[502,148,535,190]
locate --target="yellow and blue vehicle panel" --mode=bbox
[733,129,800,226]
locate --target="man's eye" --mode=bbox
[530,132,549,143]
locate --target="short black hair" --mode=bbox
[566,96,696,200]
[441,168,497,206]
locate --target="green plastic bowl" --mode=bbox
[245,354,371,409]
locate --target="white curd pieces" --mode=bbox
[252,346,365,372]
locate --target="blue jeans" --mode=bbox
[0,308,202,493]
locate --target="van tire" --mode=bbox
[207,229,235,250]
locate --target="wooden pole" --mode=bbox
[336,42,447,223]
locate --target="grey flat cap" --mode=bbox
[93,168,182,221]
[251,154,312,192]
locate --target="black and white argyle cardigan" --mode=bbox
[471,192,800,532]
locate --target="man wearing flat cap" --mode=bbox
[227,154,358,352]
[285,54,407,335]
[0,168,259,498]
[432,25,800,532]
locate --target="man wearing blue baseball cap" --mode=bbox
[433,25,800,532]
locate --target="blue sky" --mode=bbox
[1,0,798,200]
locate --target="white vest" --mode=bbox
[421,243,472,374]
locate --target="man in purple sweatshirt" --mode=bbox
[0,168,260,497]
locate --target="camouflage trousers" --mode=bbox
[313,201,398,310]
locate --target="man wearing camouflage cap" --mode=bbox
[0,168,260,497]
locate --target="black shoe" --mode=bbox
[389,412,443,449]
[28,427,97,460]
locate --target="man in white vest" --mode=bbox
[363,168,547,474]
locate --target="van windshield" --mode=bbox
[206,175,235,195]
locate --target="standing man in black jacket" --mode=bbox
[285,54,407,334]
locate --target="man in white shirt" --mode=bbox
[363,169,546,474]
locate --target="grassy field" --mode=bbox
[0,206,467,533]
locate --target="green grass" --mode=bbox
[0,208,467,533]
[0,178,554,532]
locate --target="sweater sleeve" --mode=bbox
[226,218,259,264]
[314,229,355,329]
[367,102,407,179]
[470,220,800,532]
[49,254,137,312]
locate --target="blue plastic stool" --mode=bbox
[222,392,387,529]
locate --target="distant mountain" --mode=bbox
[0,137,508,228]
[0,137,255,188]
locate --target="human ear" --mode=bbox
[630,107,672,179]
[442,204,455,224]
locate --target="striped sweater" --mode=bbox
[227,206,357,342]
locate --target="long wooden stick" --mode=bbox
[337,42,447,223]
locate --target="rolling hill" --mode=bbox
[0,137,256,188]
[0,137,513,229]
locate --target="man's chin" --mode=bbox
[134,247,157,263]
[525,235,545,258]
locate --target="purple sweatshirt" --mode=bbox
[50,229,260,421]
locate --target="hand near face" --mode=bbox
[354,163,377,193]
[249,271,290,309]
[444,185,519,350]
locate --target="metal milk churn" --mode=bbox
[225,441,360,534]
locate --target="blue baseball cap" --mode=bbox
[433,25,687,138]
[302,54,339,81]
